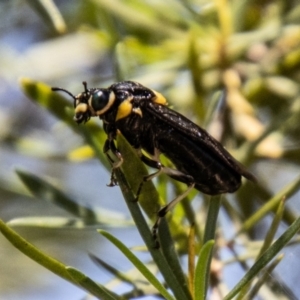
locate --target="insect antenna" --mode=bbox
[51,87,76,100]
[51,87,77,107]
[82,81,88,93]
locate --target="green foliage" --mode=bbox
[1,0,300,299]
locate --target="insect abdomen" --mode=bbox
[156,127,242,195]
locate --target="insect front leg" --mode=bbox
[103,137,124,187]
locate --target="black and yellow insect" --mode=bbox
[52,81,255,242]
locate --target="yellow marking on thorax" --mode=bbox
[153,90,167,105]
[116,96,133,121]
[132,107,143,117]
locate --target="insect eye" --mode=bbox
[91,90,110,111]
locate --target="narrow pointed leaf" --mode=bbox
[225,216,300,300]
[99,229,175,300]
[16,169,98,223]
[194,240,215,300]
[0,219,74,283]
[66,267,120,300]
[112,167,191,300]
[26,0,66,33]
[238,175,300,234]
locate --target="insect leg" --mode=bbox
[135,153,163,201]
[135,151,196,247]
[103,138,124,186]
[151,167,195,247]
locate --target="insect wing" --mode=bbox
[143,101,255,182]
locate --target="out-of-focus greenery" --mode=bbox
[1,0,300,299]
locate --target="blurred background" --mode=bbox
[1,0,300,299]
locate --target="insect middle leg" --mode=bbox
[135,153,164,202]
[137,152,195,247]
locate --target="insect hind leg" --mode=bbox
[137,151,196,248]
[152,168,195,248]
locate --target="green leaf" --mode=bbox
[66,267,120,300]
[257,196,285,258]
[115,136,191,298]
[224,216,300,300]
[21,78,109,167]
[0,218,73,283]
[91,0,183,39]
[99,230,175,300]
[15,169,129,227]
[7,217,90,228]
[118,132,190,249]
[89,253,136,286]
[117,134,161,220]
[26,0,66,34]
[0,219,122,299]
[237,196,286,299]
[16,169,97,223]
[238,175,300,234]
[203,195,222,243]
[194,240,215,300]
[21,78,73,126]
[246,254,284,300]
[113,167,191,300]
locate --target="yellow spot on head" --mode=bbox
[75,103,89,114]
